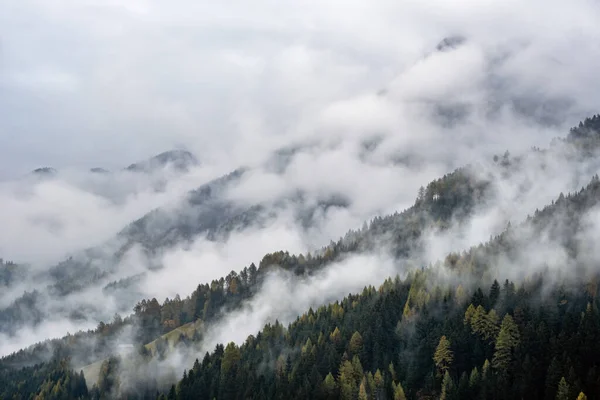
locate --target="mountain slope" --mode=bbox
[0,162,494,370]
[163,174,600,400]
[3,117,600,399]
[125,150,200,173]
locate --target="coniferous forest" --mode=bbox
[3,116,600,399]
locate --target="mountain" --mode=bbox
[125,150,199,173]
[26,150,198,182]
[97,159,600,399]
[0,168,248,334]
[379,36,577,129]
[435,36,466,52]
[0,155,497,367]
[2,117,600,399]
[0,158,373,337]
[116,168,248,250]
[0,157,493,357]
[0,155,594,399]
[31,167,58,177]
[89,167,110,174]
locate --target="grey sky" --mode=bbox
[1,0,598,177]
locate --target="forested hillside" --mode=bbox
[0,162,491,378]
[165,173,600,400]
[2,116,600,399]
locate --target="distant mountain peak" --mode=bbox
[435,35,466,52]
[31,167,57,176]
[125,150,199,173]
[90,167,110,174]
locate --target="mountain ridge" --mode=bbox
[2,116,600,399]
[28,149,200,177]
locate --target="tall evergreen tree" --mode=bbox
[434,336,454,376]
[556,377,569,400]
[440,371,455,400]
[492,314,520,377]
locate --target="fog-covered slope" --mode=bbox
[4,118,600,399]
[3,0,600,397]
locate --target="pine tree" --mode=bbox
[434,335,454,376]
[492,314,520,376]
[577,392,588,400]
[489,280,500,307]
[464,304,476,325]
[351,356,364,384]
[458,372,469,398]
[468,367,480,389]
[567,365,580,400]
[470,306,500,341]
[221,342,241,376]
[556,377,569,400]
[358,378,368,400]
[338,361,356,400]
[167,385,176,400]
[367,372,376,397]
[388,362,397,383]
[349,331,364,356]
[440,371,455,400]
[330,327,342,345]
[481,359,491,400]
[545,357,562,400]
[322,373,337,399]
[374,369,384,400]
[393,381,407,400]
[417,186,426,202]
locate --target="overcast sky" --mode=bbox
[1,0,599,178]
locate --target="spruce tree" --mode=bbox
[492,314,520,376]
[440,371,455,400]
[434,335,454,376]
[393,382,407,400]
[556,377,569,400]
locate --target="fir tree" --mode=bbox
[434,335,454,376]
